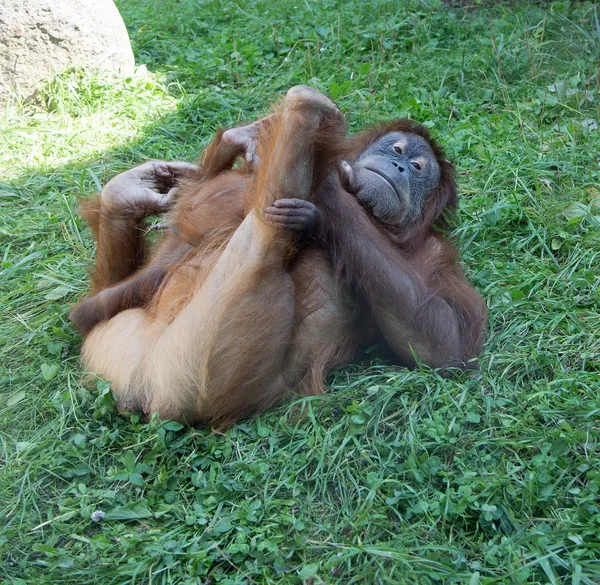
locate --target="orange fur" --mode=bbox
[71,87,487,426]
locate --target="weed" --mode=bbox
[1,1,599,583]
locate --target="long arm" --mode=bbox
[78,194,147,291]
[70,161,198,334]
[81,160,199,290]
[200,115,276,179]
[319,178,487,368]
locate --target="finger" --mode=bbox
[340,160,358,192]
[164,161,201,175]
[265,203,313,214]
[152,163,194,194]
[245,144,257,163]
[265,207,313,218]
[143,188,164,203]
[125,161,158,182]
[264,213,306,226]
[153,162,173,178]
[161,187,179,206]
[272,198,314,209]
[143,187,177,211]
[266,204,310,212]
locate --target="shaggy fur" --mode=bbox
[70,88,487,426]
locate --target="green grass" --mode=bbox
[1,0,599,583]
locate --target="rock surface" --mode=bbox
[0,0,135,103]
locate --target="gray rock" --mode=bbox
[0,0,135,103]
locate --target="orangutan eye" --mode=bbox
[393,145,403,155]
[411,161,422,171]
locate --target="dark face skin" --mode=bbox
[341,132,441,226]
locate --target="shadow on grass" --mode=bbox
[0,82,273,405]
